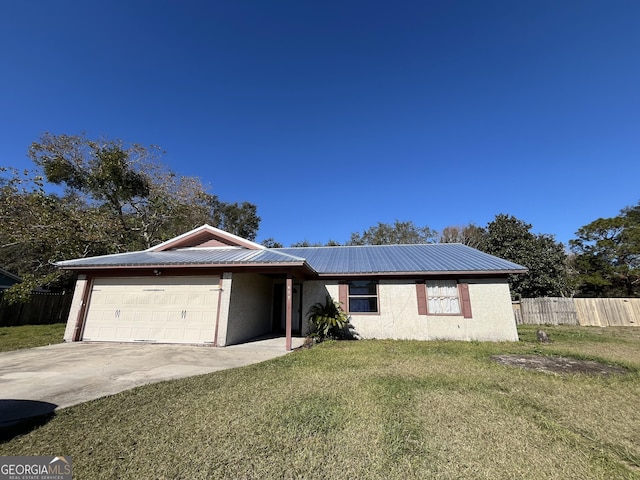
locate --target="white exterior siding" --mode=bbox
[214,273,233,346]
[461,278,518,341]
[302,278,518,342]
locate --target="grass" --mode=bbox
[0,323,66,352]
[1,325,640,479]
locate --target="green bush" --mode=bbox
[307,295,352,341]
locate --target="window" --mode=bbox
[417,280,472,318]
[426,280,461,314]
[347,281,378,313]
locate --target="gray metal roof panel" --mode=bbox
[274,244,527,274]
[57,248,307,268]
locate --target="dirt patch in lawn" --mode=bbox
[492,354,629,376]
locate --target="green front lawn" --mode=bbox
[0,323,66,352]
[2,325,639,479]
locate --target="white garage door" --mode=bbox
[82,276,220,344]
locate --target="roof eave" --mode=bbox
[315,269,528,277]
[58,261,316,272]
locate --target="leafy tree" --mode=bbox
[348,220,437,245]
[1,133,261,298]
[287,239,341,247]
[0,168,95,301]
[28,134,153,247]
[569,202,640,297]
[289,240,324,247]
[481,214,570,299]
[28,133,260,247]
[210,200,260,241]
[261,238,284,248]
[439,224,486,249]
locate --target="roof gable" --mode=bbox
[147,224,265,252]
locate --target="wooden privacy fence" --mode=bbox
[0,291,73,327]
[513,297,639,327]
[514,297,578,325]
[574,298,640,327]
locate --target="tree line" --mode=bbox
[1,133,259,301]
[285,208,639,299]
[1,133,638,300]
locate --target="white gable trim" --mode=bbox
[147,224,266,252]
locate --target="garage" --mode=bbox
[81,276,220,344]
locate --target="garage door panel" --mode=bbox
[104,294,122,305]
[151,311,169,322]
[83,310,119,340]
[95,327,116,339]
[148,327,168,339]
[82,276,219,344]
[116,326,134,339]
[181,328,214,343]
[88,291,108,305]
[187,293,209,305]
[121,293,138,305]
[154,295,171,306]
[163,328,186,341]
[132,327,155,340]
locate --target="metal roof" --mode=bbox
[274,244,527,275]
[56,248,308,268]
[57,243,526,275]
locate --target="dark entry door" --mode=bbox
[272,283,302,334]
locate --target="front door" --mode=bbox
[291,283,302,334]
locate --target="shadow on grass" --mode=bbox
[0,399,57,443]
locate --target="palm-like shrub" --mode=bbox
[307,295,352,341]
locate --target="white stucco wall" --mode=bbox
[457,278,519,341]
[300,281,339,336]
[63,274,89,342]
[214,272,233,346]
[302,278,518,342]
[224,272,273,345]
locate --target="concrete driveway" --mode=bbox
[0,337,303,434]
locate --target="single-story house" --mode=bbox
[58,224,527,350]
[0,268,22,291]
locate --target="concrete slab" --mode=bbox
[0,337,304,436]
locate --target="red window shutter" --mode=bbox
[459,283,472,318]
[339,283,348,312]
[416,283,428,315]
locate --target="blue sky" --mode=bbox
[1,1,638,247]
